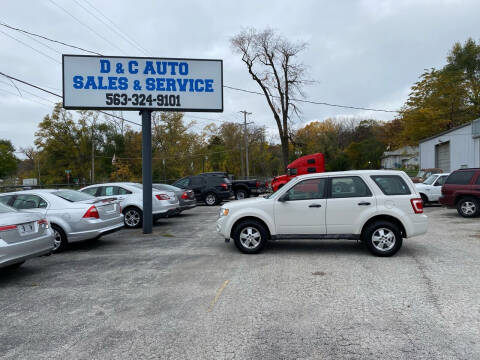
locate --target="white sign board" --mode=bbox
[63,55,223,112]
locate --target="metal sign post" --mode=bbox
[141,110,153,234]
[62,55,223,234]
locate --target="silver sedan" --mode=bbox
[0,203,54,269]
[0,189,124,253]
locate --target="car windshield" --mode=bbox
[0,202,16,213]
[416,170,425,178]
[53,190,95,202]
[423,175,437,185]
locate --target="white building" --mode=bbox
[381,146,419,169]
[419,119,480,172]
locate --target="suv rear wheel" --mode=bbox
[233,220,268,254]
[362,221,403,257]
[204,193,218,206]
[457,197,479,218]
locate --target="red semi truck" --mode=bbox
[270,153,325,192]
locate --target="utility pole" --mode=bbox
[91,119,95,184]
[239,110,252,178]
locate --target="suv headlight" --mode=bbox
[219,208,229,217]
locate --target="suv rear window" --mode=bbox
[445,171,475,185]
[371,175,411,195]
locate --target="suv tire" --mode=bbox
[204,193,218,206]
[362,221,403,257]
[235,189,248,200]
[51,224,68,253]
[123,207,143,228]
[457,197,479,218]
[233,220,268,254]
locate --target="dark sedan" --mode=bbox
[153,184,196,215]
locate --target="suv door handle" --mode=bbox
[358,202,371,206]
[308,204,322,208]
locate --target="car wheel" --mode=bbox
[233,220,268,254]
[362,221,402,257]
[51,224,68,253]
[204,193,218,206]
[420,193,429,206]
[123,207,143,228]
[235,190,248,200]
[457,197,479,218]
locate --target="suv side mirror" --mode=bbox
[278,193,289,202]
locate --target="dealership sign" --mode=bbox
[62,55,223,112]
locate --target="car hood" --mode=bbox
[224,196,267,209]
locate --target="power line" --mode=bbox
[0,22,102,55]
[1,24,398,114]
[0,71,141,127]
[0,29,61,64]
[74,0,149,55]
[224,85,399,113]
[0,86,52,109]
[47,0,126,55]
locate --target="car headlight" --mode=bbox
[219,208,229,217]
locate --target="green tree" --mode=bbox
[0,139,18,178]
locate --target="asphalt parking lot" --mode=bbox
[1,205,480,360]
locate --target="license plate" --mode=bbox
[18,222,35,235]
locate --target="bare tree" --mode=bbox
[231,28,309,171]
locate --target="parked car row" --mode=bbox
[413,168,480,218]
[0,182,198,268]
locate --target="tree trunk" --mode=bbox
[281,135,289,172]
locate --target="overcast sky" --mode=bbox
[1,0,479,153]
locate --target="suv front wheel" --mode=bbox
[457,197,479,218]
[362,221,403,257]
[233,220,268,254]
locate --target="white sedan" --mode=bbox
[80,182,179,228]
[415,173,449,204]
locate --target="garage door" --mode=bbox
[435,142,450,172]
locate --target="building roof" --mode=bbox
[419,121,473,144]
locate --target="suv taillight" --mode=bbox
[220,183,228,190]
[155,194,170,200]
[181,192,188,200]
[83,205,100,219]
[256,181,260,188]
[410,198,423,214]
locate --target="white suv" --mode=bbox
[216,170,428,256]
[80,182,179,228]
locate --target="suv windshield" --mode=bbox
[423,175,437,185]
[53,190,95,202]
